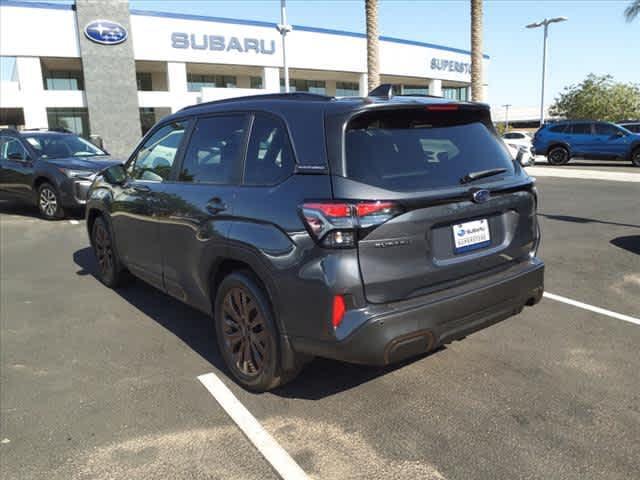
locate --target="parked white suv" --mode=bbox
[502,131,535,166]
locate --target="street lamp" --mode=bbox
[276,0,292,93]
[526,16,568,126]
[502,103,512,131]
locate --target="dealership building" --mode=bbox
[0,0,489,157]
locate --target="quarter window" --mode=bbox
[244,114,294,185]
[129,121,187,181]
[179,115,247,184]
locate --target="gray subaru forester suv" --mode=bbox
[86,86,544,391]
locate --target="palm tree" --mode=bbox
[625,0,640,21]
[365,0,380,92]
[470,0,483,101]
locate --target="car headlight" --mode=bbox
[62,169,96,180]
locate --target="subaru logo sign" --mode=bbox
[84,20,128,45]
[472,189,491,204]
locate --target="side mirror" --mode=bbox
[516,148,525,165]
[615,130,626,138]
[103,164,127,185]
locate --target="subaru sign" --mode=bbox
[171,33,276,55]
[84,20,128,45]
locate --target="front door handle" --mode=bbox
[132,184,151,193]
[206,198,227,215]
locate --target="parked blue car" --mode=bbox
[533,120,640,167]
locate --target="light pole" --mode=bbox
[526,16,568,126]
[276,0,292,93]
[502,104,512,131]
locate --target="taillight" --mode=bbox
[300,201,402,248]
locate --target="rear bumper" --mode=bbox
[291,258,544,366]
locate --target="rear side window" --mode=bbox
[344,109,515,191]
[179,115,247,184]
[569,123,592,135]
[244,113,294,185]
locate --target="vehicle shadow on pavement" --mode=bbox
[73,246,431,397]
[73,246,227,372]
[539,213,640,229]
[611,235,640,255]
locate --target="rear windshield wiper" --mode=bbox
[460,168,507,184]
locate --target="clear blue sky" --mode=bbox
[3,0,639,107]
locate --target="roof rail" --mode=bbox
[180,91,333,112]
[22,127,73,133]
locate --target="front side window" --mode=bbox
[594,123,620,136]
[179,115,246,184]
[1,138,28,161]
[24,133,106,159]
[129,122,187,181]
[345,108,515,192]
[244,114,294,185]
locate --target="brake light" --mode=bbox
[426,104,459,111]
[332,295,346,329]
[300,201,402,248]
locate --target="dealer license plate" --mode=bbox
[452,219,491,253]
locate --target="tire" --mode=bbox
[631,147,640,167]
[214,271,303,392]
[547,146,570,166]
[37,182,65,219]
[91,216,129,288]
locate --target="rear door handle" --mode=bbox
[206,198,227,215]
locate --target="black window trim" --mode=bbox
[240,110,298,187]
[172,111,252,186]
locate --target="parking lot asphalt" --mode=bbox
[1,175,639,480]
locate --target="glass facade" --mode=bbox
[336,81,359,97]
[47,108,90,138]
[281,79,326,94]
[187,74,237,91]
[402,85,429,96]
[43,70,84,91]
[250,76,263,89]
[442,86,469,101]
[136,72,153,91]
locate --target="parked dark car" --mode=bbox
[532,120,640,166]
[86,88,544,391]
[617,120,640,134]
[0,128,121,219]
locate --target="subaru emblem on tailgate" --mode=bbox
[472,189,490,204]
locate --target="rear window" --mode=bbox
[344,108,515,191]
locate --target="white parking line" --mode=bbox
[69,220,79,225]
[526,166,640,183]
[197,372,309,480]
[544,292,640,326]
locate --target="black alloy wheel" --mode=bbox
[547,146,570,166]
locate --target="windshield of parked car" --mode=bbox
[24,133,107,159]
[345,108,515,192]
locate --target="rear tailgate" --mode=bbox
[330,104,538,304]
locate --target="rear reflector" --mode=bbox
[332,295,346,328]
[426,105,459,111]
